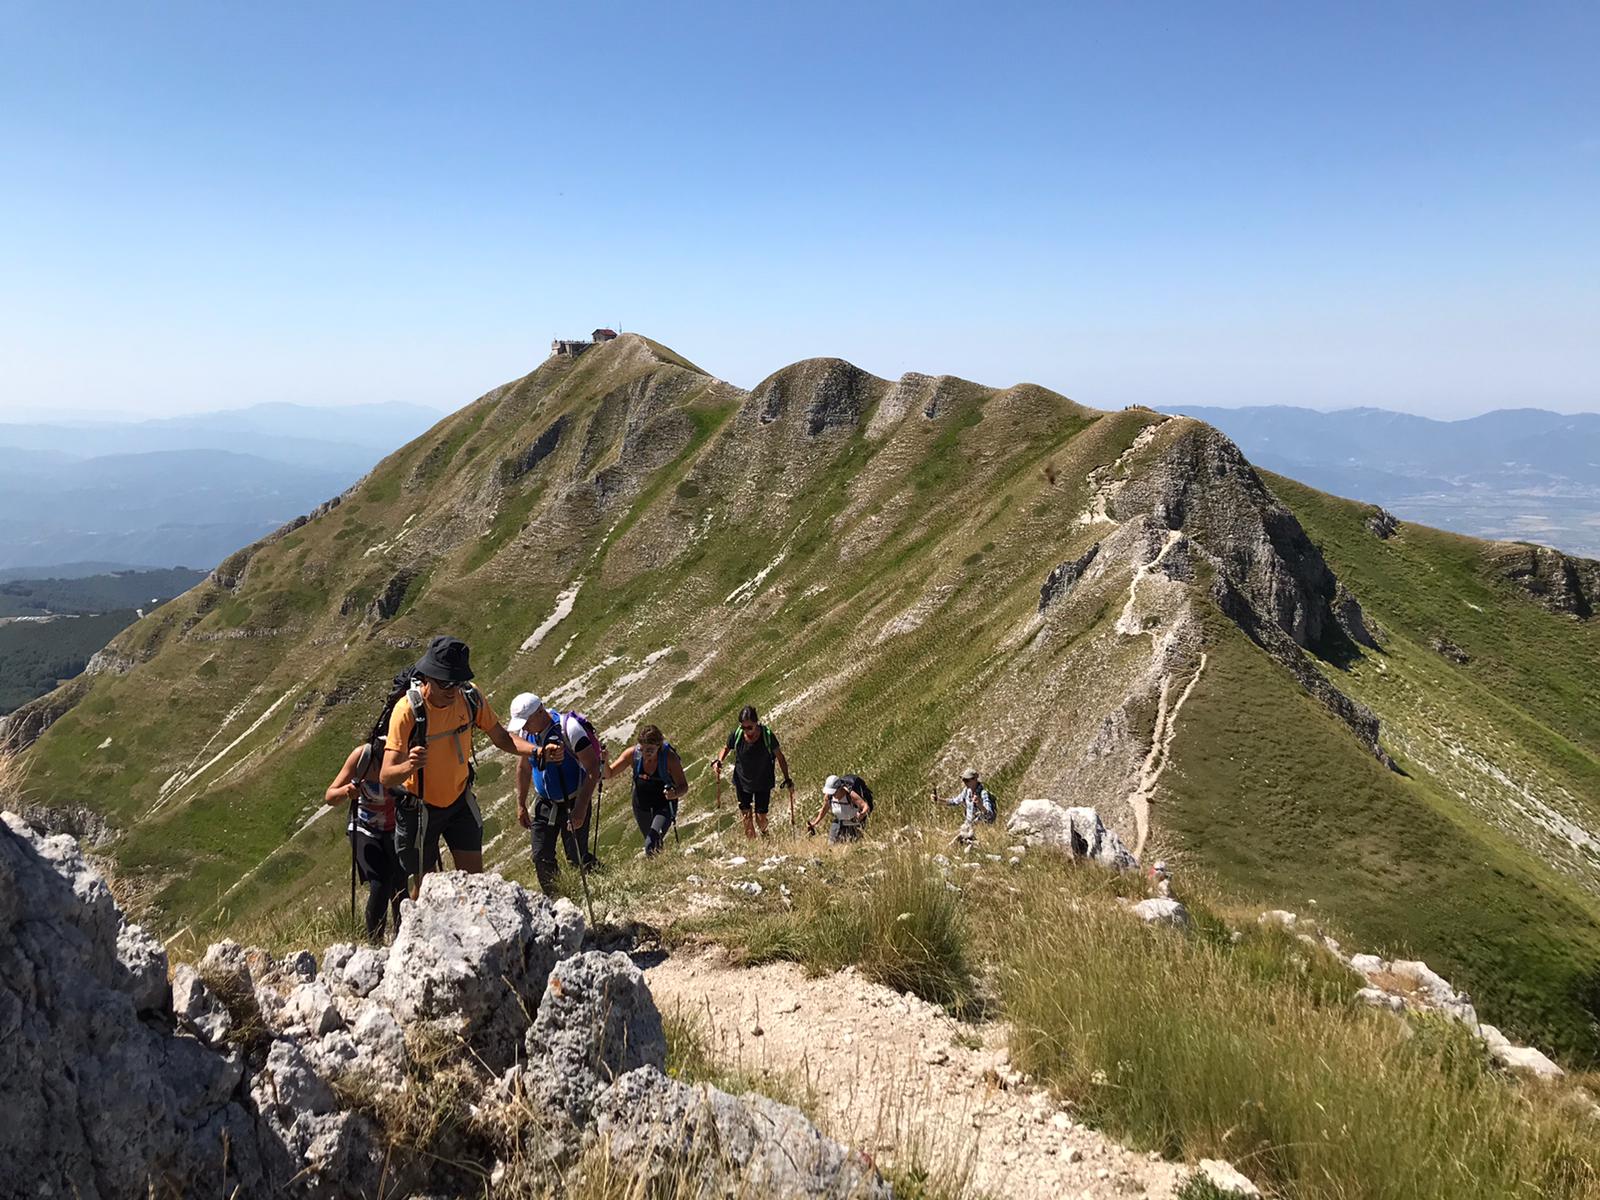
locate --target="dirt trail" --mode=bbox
[644,948,1190,1200]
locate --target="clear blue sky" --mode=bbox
[2,1,1596,419]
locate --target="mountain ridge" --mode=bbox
[11,332,1600,1061]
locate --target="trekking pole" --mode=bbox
[788,781,796,830]
[562,822,597,929]
[590,778,603,865]
[348,791,359,923]
[547,725,596,926]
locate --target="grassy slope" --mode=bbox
[18,337,1600,1063]
[1163,472,1600,1058]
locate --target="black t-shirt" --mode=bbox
[725,724,780,791]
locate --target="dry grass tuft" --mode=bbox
[992,860,1600,1200]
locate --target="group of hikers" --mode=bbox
[324,634,997,942]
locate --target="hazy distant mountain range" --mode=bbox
[0,401,445,570]
[1164,405,1600,557]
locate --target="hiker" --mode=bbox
[379,636,537,892]
[324,734,408,942]
[714,705,794,838]
[510,692,604,894]
[937,768,998,825]
[807,773,871,844]
[604,723,688,857]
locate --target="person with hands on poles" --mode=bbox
[808,773,872,844]
[714,705,793,839]
[379,636,538,899]
[508,692,603,896]
[936,767,998,825]
[604,723,688,857]
[324,731,408,943]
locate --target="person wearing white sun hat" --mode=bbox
[807,773,871,844]
[508,691,602,894]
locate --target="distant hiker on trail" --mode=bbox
[937,768,998,826]
[807,773,872,844]
[714,705,793,838]
[379,636,537,896]
[510,692,603,895]
[604,723,688,857]
[325,733,409,942]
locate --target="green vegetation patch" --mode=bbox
[0,610,136,714]
[993,857,1600,1200]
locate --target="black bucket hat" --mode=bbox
[414,635,474,683]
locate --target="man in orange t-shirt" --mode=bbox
[380,635,536,885]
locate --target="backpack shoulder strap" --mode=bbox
[354,743,374,780]
[405,685,427,740]
[763,725,776,754]
[462,684,482,725]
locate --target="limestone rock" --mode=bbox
[172,963,234,1046]
[595,1066,891,1199]
[322,942,357,978]
[521,950,667,1130]
[1039,543,1100,612]
[1196,1158,1262,1197]
[340,945,386,997]
[0,812,261,1199]
[1491,543,1598,619]
[1131,898,1190,929]
[1258,910,1298,929]
[284,981,343,1037]
[1006,801,1137,869]
[250,1037,382,1197]
[1365,507,1399,539]
[1479,1024,1564,1080]
[117,921,171,1014]
[379,870,578,1072]
[1356,987,1404,1013]
[200,938,256,992]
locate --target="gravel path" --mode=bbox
[644,947,1193,1200]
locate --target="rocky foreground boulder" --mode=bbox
[0,811,887,1199]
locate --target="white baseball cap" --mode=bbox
[507,692,544,733]
[822,774,841,796]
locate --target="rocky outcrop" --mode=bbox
[363,568,415,623]
[496,414,567,485]
[1102,419,1391,765]
[1366,507,1400,539]
[1,811,258,1200]
[1113,419,1369,655]
[595,1067,891,1199]
[379,871,583,1072]
[1490,543,1598,619]
[1039,543,1100,612]
[0,675,91,753]
[1,813,882,1199]
[84,646,142,676]
[750,358,880,437]
[1007,802,1137,869]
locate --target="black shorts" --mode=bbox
[736,784,771,815]
[395,791,483,872]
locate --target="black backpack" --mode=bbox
[838,774,874,817]
[346,672,414,917]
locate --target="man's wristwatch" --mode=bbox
[782,778,793,788]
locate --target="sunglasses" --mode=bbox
[427,677,461,691]
[740,723,757,731]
